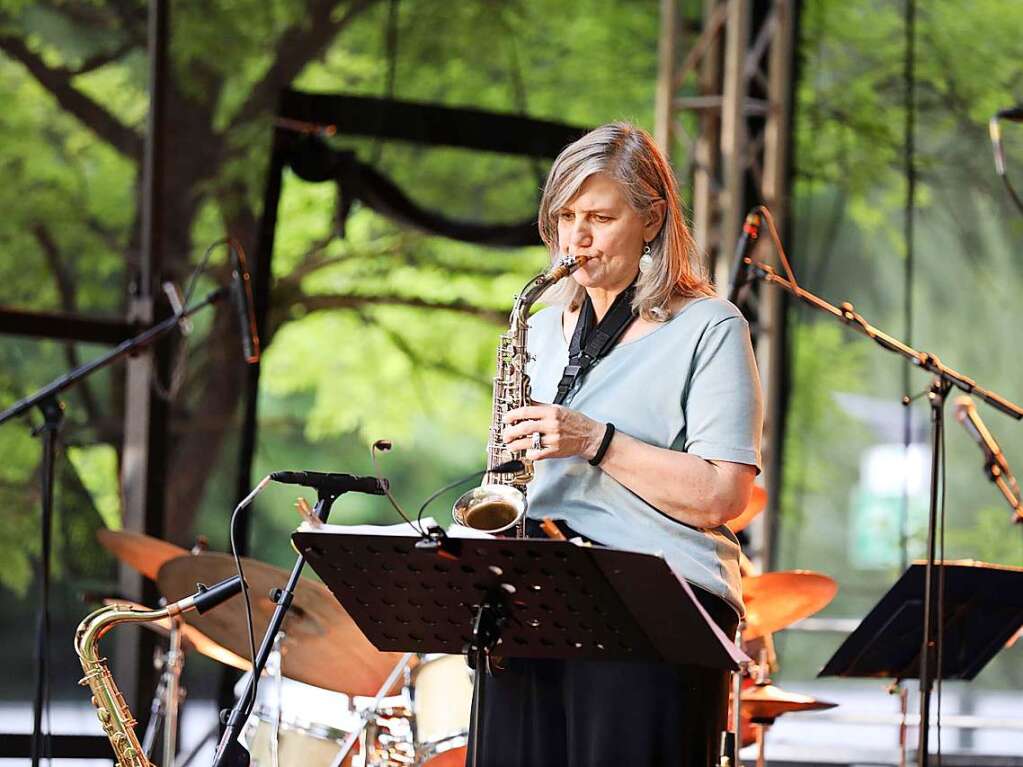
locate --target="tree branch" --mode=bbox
[355,309,489,389]
[230,0,381,128]
[283,292,510,325]
[73,39,136,75]
[0,34,143,159]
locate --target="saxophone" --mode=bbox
[74,577,242,767]
[453,254,591,534]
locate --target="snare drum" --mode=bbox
[239,676,359,767]
[411,655,473,767]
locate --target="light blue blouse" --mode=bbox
[524,296,763,613]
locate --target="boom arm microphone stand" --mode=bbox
[0,285,229,767]
[736,206,1023,767]
[211,476,388,767]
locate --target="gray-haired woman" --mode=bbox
[476,123,763,766]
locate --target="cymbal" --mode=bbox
[740,683,837,722]
[101,598,250,671]
[742,570,837,640]
[97,528,188,581]
[726,485,768,534]
[157,552,408,697]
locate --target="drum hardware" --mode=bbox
[267,632,285,767]
[740,681,838,767]
[327,653,416,767]
[887,681,910,767]
[236,669,362,767]
[727,619,751,767]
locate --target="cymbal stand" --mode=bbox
[887,681,909,767]
[752,721,771,767]
[729,619,749,767]
[327,652,415,767]
[267,633,285,767]
[142,614,186,764]
[744,648,776,767]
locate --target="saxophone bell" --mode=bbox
[453,483,526,533]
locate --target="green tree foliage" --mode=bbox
[0,0,660,607]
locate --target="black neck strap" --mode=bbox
[553,281,639,405]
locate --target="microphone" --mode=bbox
[270,470,389,496]
[954,395,1021,501]
[166,575,243,617]
[229,242,261,364]
[727,209,762,304]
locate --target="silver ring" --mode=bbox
[530,431,543,451]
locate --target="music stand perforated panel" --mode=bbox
[294,532,742,669]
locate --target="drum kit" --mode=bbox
[95,484,839,767]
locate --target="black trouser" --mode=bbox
[468,521,740,767]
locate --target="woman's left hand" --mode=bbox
[502,404,605,461]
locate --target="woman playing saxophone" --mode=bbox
[470,123,763,767]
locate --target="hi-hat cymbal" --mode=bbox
[101,598,250,671]
[742,570,837,640]
[157,552,408,697]
[740,683,838,722]
[97,528,188,581]
[726,485,768,534]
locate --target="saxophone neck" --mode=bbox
[513,254,590,321]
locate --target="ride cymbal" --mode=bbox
[157,552,408,697]
[97,528,188,581]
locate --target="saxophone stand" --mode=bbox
[0,287,229,767]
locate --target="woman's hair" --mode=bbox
[537,122,713,319]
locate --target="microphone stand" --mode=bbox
[741,256,1023,767]
[211,486,343,767]
[0,286,229,765]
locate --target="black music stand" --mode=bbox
[293,529,747,765]
[820,561,1023,681]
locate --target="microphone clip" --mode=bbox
[415,525,462,561]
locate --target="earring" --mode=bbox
[638,244,653,273]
